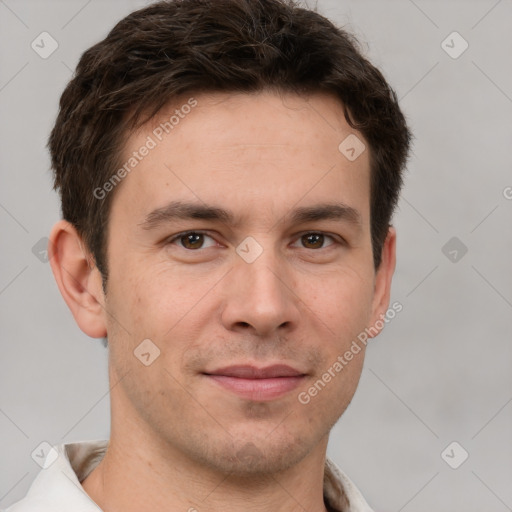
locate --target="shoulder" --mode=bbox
[324,457,375,512]
[2,440,107,512]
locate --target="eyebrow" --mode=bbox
[139,200,362,231]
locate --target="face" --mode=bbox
[98,90,392,476]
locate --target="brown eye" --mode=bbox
[299,232,335,249]
[181,233,204,249]
[169,231,216,250]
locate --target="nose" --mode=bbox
[220,243,301,337]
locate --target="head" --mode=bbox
[48,0,410,478]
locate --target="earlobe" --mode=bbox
[368,226,397,339]
[48,220,107,339]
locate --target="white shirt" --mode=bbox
[3,440,374,512]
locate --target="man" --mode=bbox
[5,0,410,510]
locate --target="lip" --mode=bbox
[206,364,304,379]
[203,364,307,401]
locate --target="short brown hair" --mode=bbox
[49,0,411,282]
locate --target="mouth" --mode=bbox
[202,364,307,401]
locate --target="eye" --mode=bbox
[292,232,338,250]
[167,231,217,250]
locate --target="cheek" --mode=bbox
[113,261,217,344]
[303,265,375,339]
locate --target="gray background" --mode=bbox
[1,0,511,510]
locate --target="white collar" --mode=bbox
[4,440,374,512]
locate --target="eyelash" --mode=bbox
[166,230,343,251]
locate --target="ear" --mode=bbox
[367,226,397,339]
[48,220,107,338]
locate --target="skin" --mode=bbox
[49,90,396,512]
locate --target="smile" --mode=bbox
[203,364,307,401]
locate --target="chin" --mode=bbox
[194,432,314,478]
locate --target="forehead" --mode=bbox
[112,90,371,229]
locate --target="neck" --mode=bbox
[82,420,330,512]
